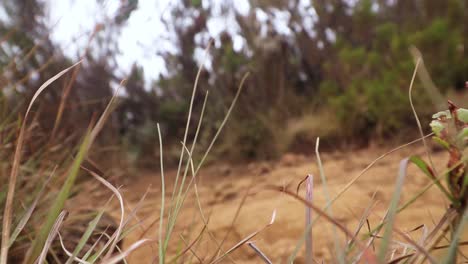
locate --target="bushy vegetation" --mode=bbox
[148,0,468,159]
[1,0,466,162]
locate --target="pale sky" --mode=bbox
[46,0,252,86]
[47,0,175,84]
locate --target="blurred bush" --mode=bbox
[1,0,467,164]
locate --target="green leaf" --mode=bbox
[430,120,445,136]
[433,110,451,119]
[456,108,468,123]
[409,156,455,203]
[456,128,468,142]
[433,136,450,150]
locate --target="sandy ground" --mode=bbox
[116,144,467,263]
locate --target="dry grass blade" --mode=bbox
[289,175,314,263]
[412,209,456,263]
[408,46,445,110]
[305,174,313,264]
[89,79,124,145]
[323,133,433,216]
[389,225,437,264]
[58,233,90,264]
[168,226,207,263]
[81,167,124,261]
[271,186,378,263]
[347,192,377,249]
[210,210,276,264]
[122,187,151,230]
[9,167,56,247]
[387,253,415,264]
[209,180,254,262]
[37,211,68,264]
[408,58,438,177]
[105,239,153,264]
[247,242,272,264]
[0,61,81,264]
[81,229,109,261]
[178,235,203,263]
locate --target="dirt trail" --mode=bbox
[120,145,461,263]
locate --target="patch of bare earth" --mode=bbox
[120,145,462,263]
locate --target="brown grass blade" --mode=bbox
[105,239,154,264]
[209,180,254,262]
[37,211,68,264]
[210,210,276,264]
[270,186,378,263]
[9,167,56,246]
[247,242,272,264]
[168,226,207,263]
[80,167,124,261]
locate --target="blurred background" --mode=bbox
[0,0,466,166]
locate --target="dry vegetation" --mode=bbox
[0,1,467,263]
[0,52,467,263]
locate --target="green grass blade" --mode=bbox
[443,209,468,264]
[24,132,92,264]
[157,123,166,264]
[65,207,107,264]
[315,138,344,263]
[377,158,409,262]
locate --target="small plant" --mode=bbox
[430,101,468,211]
[407,100,468,263]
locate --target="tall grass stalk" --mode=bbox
[157,123,165,264]
[166,40,213,235]
[408,58,439,177]
[161,71,249,261]
[315,138,344,263]
[305,174,313,264]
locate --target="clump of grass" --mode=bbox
[0,61,145,263]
